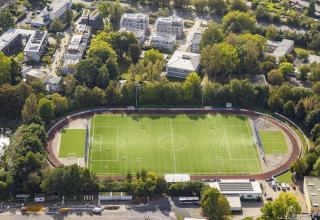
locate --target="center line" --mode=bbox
[170,117,177,173]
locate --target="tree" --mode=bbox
[192,0,208,13]
[183,72,201,101]
[109,1,124,29]
[311,124,320,141]
[279,62,294,76]
[62,75,77,98]
[230,0,247,12]
[268,69,284,85]
[299,64,310,80]
[201,42,239,78]
[200,23,224,50]
[307,2,316,17]
[0,52,12,84]
[0,9,14,32]
[98,1,109,18]
[308,65,320,82]
[290,158,307,179]
[41,165,99,195]
[143,49,164,64]
[52,93,68,116]
[50,18,64,33]
[222,11,256,34]
[312,82,320,95]
[268,93,282,112]
[283,101,295,119]
[294,100,306,121]
[129,43,141,64]
[21,94,39,123]
[201,188,230,220]
[207,0,227,15]
[255,4,269,21]
[261,192,301,220]
[74,58,100,88]
[37,97,54,124]
[266,25,278,40]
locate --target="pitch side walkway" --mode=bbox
[46,108,302,180]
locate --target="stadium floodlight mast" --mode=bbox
[135,81,140,108]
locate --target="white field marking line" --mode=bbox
[169,117,177,173]
[241,134,248,151]
[246,119,261,170]
[223,128,232,160]
[93,126,119,128]
[91,127,119,162]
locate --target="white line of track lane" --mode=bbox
[169,117,177,173]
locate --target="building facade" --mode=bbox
[155,16,184,38]
[190,32,202,53]
[78,9,103,30]
[120,13,149,32]
[150,33,176,51]
[166,50,200,78]
[24,31,48,62]
[304,176,320,214]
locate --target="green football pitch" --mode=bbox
[59,129,86,158]
[259,130,288,154]
[88,114,262,175]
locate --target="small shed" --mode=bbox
[226,196,242,211]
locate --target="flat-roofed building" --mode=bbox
[190,32,202,53]
[0,29,47,62]
[150,33,176,51]
[120,13,149,32]
[31,0,72,27]
[304,176,320,214]
[166,50,200,78]
[24,69,49,83]
[46,75,62,92]
[24,31,48,62]
[265,39,294,61]
[208,180,262,200]
[155,16,184,38]
[78,9,103,30]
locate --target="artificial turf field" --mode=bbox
[59,129,86,157]
[88,114,262,175]
[259,130,288,154]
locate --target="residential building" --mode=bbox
[166,50,200,78]
[46,75,62,92]
[62,24,91,74]
[304,176,320,214]
[120,27,146,44]
[24,31,48,62]
[78,9,103,30]
[31,0,72,27]
[190,32,202,53]
[150,33,176,51]
[155,16,184,38]
[0,29,47,62]
[0,0,14,11]
[208,179,262,200]
[23,68,49,83]
[120,13,149,32]
[265,39,294,61]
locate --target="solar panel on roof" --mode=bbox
[218,182,254,192]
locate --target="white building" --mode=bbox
[120,27,145,44]
[0,29,47,62]
[164,174,190,183]
[120,13,149,32]
[150,33,176,51]
[166,50,200,78]
[24,31,48,62]
[46,76,62,92]
[155,16,184,38]
[265,39,294,61]
[208,180,262,200]
[31,0,72,27]
[190,32,202,53]
[304,176,320,215]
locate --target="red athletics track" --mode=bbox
[46,108,302,180]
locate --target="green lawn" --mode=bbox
[59,129,86,158]
[89,114,261,175]
[277,171,293,183]
[259,130,288,154]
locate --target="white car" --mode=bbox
[92,207,103,214]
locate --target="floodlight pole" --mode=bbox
[135,81,139,108]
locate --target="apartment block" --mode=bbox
[155,16,184,38]
[120,13,149,32]
[120,27,145,44]
[24,31,48,62]
[78,9,103,30]
[150,33,176,51]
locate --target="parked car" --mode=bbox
[266,197,273,201]
[92,207,103,214]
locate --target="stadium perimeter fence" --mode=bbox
[251,119,265,160]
